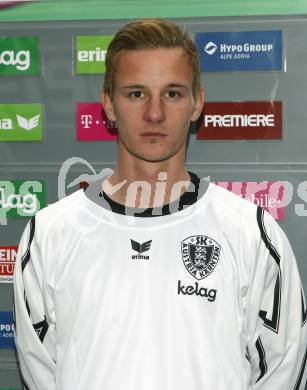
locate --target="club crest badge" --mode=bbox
[181,235,221,280]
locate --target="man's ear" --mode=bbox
[191,87,205,122]
[101,91,116,122]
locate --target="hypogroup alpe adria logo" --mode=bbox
[0,311,15,349]
[195,30,282,72]
[0,37,40,75]
[204,41,218,55]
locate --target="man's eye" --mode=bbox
[166,90,180,98]
[129,91,144,98]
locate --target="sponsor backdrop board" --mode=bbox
[197,101,282,140]
[0,37,39,75]
[75,35,113,74]
[0,0,307,21]
[76,102,118,141]
[0,312,14,350]
[0,180,46,218]
[0,104,43,141]
[0,246,17,284]
[1,14,307,389]
[196,30,283,72]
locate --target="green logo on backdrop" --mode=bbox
[76,35,113,74]
[0,103,43,141]
[0,37,39,75]
[0,180,46,218]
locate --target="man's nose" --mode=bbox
[143,96,166,123]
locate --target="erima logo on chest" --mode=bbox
[130,239,152,260]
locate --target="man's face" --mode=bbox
[103,47,204,163]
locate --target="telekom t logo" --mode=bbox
[76,103,118,141]
[81,115,93,129]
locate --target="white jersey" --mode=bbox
[14,178,306,390]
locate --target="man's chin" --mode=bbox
[131,150,177,163]
[119,140,184,163]
[136,154,173,163]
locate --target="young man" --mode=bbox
[14,19,306,390]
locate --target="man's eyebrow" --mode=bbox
[167,83,189,89]
[120,83,189,90]
[121,85,145,90]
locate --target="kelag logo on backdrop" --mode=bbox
[0,104,43,141]
[0,312,15,349]
[215,181,285,220]
[0,37,39,75]
[75,35,114,74]
[195,30,282,72]
[76,102,118,140]
[0,246,18,284]
[0,180,46,219]
[197,101,282,140]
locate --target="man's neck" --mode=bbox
[102,162,191,209]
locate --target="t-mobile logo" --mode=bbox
[81,115,93,129]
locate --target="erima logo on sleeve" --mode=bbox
[131,239,152,260]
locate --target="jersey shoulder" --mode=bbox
[205,182,284,242]
[33,189,87,236]
[206,182,259,219]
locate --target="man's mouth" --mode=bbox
[140,131,167,137]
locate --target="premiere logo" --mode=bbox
[0,37,39,75]
[76,102,117,141]
[197,101,282,140]
[0,104,43,141]
[75,35,114,74]
[0,246,18,283]
[204,114,274,127]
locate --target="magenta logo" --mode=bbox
[215,181,285,220]
[76,102,118,141]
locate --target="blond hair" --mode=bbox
[104,18,201,99]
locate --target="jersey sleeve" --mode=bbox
[13,216,56,390]
[247,207,306,389]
